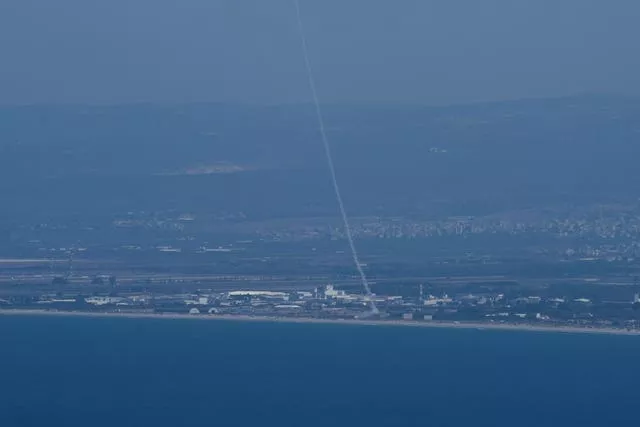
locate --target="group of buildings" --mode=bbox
[10,283,637,329]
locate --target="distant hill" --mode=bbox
[1,95,639,220]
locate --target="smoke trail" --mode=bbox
[293,0,379,314]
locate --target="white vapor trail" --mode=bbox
[293,0,379,314]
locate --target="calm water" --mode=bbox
[1,316,639,427]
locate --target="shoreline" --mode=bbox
[2,309,640,336]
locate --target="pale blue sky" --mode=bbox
[1,0,639,105]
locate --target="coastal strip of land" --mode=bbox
[2,309,640,336]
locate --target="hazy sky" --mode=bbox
[1,0,639,105]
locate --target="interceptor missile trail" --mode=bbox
[293,0,379,315]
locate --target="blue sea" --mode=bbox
[1,316,639,427]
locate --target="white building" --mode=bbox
[85,296,125,306]
[324,285,346,299]
[424,294,453,306]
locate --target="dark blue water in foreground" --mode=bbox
[1,316,639,427]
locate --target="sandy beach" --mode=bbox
[2,308,639,336]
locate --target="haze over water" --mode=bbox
[1,315,639,427]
